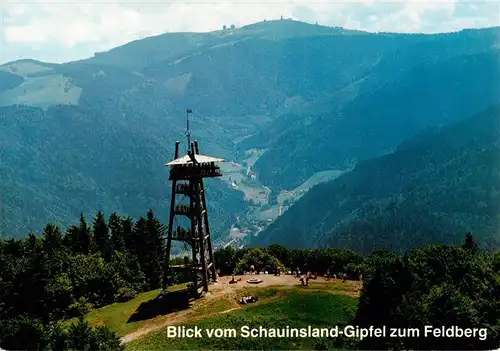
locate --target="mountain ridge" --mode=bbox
[3,20,499,69]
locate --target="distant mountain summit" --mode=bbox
[86,19,359,70]
[235,18,356,37]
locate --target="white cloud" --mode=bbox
[1,0,499,63]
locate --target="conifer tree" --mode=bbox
[146,209,166,289]
[132,216,149,285]
[121,216,135,254]
[92,211,109,259]
[42,224,64,255]
[108,212,125,253]
[463,232,478,252]
[64,214,92,255]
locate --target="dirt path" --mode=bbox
[120,275,361,344]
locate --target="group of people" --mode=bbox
[325,270,349,282]
[299,274,310,286]
[248,264,357,284]
[249,265,271,275]
[298,270,318,286]
[248,265,284,276]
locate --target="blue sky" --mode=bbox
[1,0,499,64]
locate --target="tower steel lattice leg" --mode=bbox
[189,180,198,295]
[164,179,176,289]
[193,140,217,283]
[195,180,209,293]
[163,141,179,290]
[200,182,217,282]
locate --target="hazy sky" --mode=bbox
[1,0,499,64]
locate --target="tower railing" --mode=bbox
[169,163,222,180]
[174,204,192,217]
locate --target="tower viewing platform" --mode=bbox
[166,154,224,181]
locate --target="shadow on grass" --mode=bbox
[127,289,192,323]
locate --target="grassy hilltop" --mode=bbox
[126,286,357,350]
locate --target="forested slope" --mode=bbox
[254,105,500,252]
[250,49,500,190]
[0,105,246,239]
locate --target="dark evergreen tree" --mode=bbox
[463,232,478,252]
[2,238,24,258]
[132,216,147,263]
[355,250,409,349]
[42,224,64,255]
[214,246,237,275]
[145,209,166,289]
[63,225,78,253]
[79,214,92,255]
[18,234,52,322]
[121,216,135,254]
[64,214,92,255]
[24,233,43,259]
[108,212,125,253]
[93,211,110,259]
